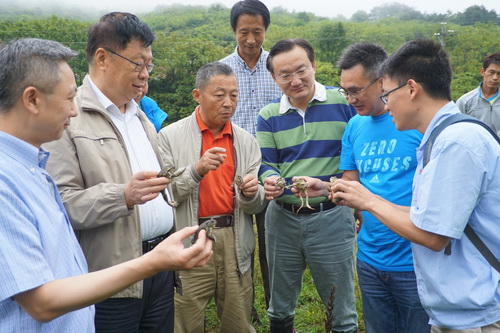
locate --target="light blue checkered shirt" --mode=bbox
[220,47,282,136]
[0,131,94,332]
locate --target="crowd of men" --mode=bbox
[0,1,499,333]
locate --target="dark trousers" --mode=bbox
[95,270,174,333]
[255,207,270,308]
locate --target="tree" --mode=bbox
[315,22,349,65]
[369,2,424,21]
[350,11,370,23]
[452,5,499,26]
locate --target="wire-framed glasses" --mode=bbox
[103,47,155,73]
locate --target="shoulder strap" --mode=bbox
[423,113,500,168]
[423,113,500,273]
[464,225,500,273]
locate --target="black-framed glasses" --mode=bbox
[379,82,408,104]
[338,79,379,100]
[275,66,311,84]
[103,47,154,73]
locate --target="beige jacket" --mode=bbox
[158,111,266,276]
[44,75,163,298]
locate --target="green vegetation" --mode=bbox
[1,4,498,330]
[205,230,366,332]
[1,3,499,126]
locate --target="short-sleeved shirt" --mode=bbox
[410,102,500,329]
[340,112,422,271]
[0,131,94,332]
[220,47,282,136]
[195,106,235,217]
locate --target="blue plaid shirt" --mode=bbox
[0,131,94,332]
[221,47,282,136]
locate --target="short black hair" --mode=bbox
[266,38,315,74]
[195,62,235,90]
[483,53,500,70]
[337,42,387,81]
[230,0,270,31]
[86,12,155,63]
[0,38,77,112]
[379,38,452,101]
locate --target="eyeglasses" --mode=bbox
[103,47,155,73]
[275,66,311,83]
[379,82,408,104]
[338,79,379,99]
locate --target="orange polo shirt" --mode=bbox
[195,106,235,218]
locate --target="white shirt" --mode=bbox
[88,78,173,240]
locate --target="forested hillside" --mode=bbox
[1,3,499,124]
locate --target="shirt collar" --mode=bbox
[279,81,326,114]
[195,106,233,137]
[421,101,458,147]
[234,46,265,71]
[479,82,500,101]
[87,76,140,117]
[0,131,49,169]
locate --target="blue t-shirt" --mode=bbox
[340,112,422,271]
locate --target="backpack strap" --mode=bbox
[464,225,500,273]
[423,113,500,273]
[423,113,500,167]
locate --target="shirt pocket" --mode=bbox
[72,131,131,183]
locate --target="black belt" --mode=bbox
[277,200,336,215]
[142,233,170,253]
[198,215,234,228]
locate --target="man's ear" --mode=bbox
[407,79,420,100]
[94,48,108,70]
[192,89,201,104]
[22,86,41,116]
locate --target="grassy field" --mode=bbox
[205,234,366,333]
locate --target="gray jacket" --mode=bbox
[158,111,266,276]
[457,83,500,136]
[44,75,163,298]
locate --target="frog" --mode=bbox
[329,176,342,204]
[275,177,287,189]
[191,220,217,245]
[157,166,184,208]
[290,178,313,213]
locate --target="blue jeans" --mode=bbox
[94,270,174,333]
[266,201,358,332]
[356,259,430,333]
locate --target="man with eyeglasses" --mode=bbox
[331,38,500,332]
[457,53,500,136]
[336,42,428,332]
[256,38,358,333]
[44,12,177,332]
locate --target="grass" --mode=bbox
[205,229,366,333]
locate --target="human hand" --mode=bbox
[148,226,213,271]
[238,174,259,198]
[124,171,169,207]
[290,176,330,198]
[331,179,375,211]
[195,147,227,177]
[263,176,285,201]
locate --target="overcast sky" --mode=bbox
[17,0,499,19]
